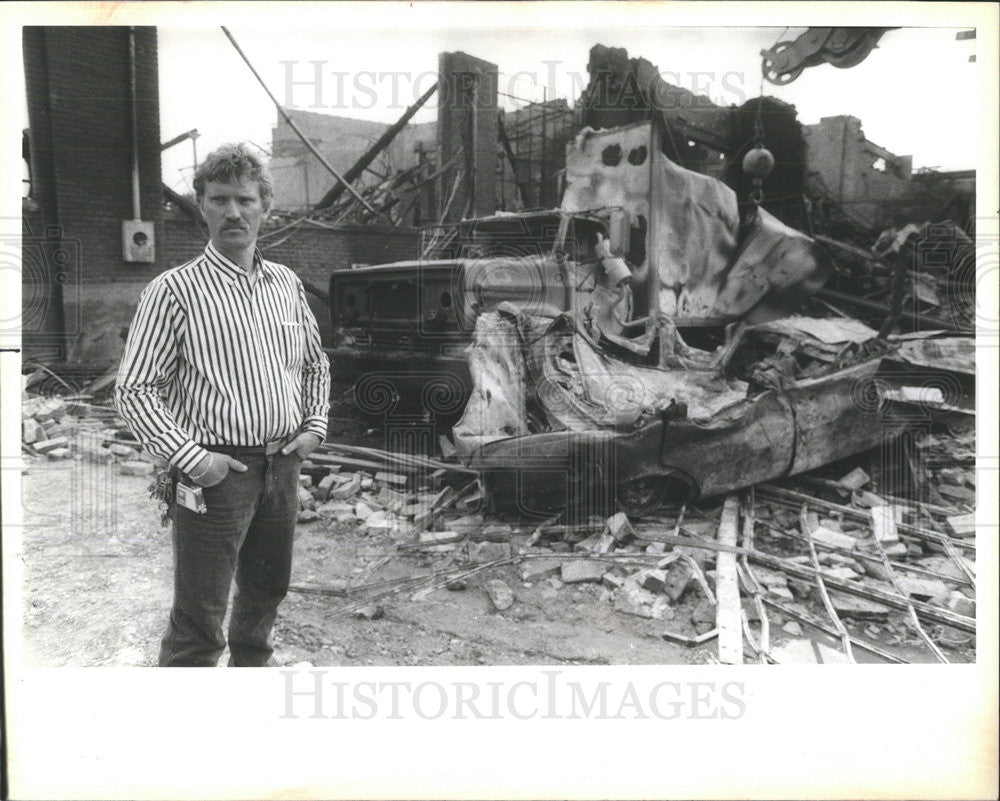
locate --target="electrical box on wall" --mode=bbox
[122,219,155,263]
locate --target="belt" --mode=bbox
[199,438,291,457]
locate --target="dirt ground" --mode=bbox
[17,453,695,667]
[16,445,975,669]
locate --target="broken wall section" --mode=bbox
[561,122,832,323]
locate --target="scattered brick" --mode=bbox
[331,473,362,500]
[469,541,512,563]
[602,573,624,591]
[297,485,315,510]
[33,436,69,454]
[485,579,514,611]
[641,568,668,594]
[662,559,695,601]
[560,559,606,584]
[839,466,870,490]
[945,592,975,617]
[316,473,338,501]
[520,558,564,583]
[615,581,672,619]
[22,419,44,444]
[418,530,462,545]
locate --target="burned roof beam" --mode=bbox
[313,81,439,213]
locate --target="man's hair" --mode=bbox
[193,143,273,211]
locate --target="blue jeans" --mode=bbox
[159,447,301,667]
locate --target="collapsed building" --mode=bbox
[329,46,976,518]
[316,65,979,663]
[20,32,979,666]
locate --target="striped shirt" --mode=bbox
[115,241,331,474]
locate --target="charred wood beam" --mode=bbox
[313,82,438,212]
[497,112,531,208]
[878,252,908,338]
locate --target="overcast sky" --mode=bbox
[12,16,982,193]
[152,24,978,192]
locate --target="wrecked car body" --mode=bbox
[332,120,903,512]
[328,208,634,386]
[452,309,895,515]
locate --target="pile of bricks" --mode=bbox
[294,445,479,537]
[21,394,156,476]
[318,449,976,663]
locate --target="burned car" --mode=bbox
[329,207,634,390]
[453,308,896,515]
[331,121,900,514]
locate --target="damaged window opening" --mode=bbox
[601,143,622,166]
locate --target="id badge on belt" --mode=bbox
[175,479,207,514]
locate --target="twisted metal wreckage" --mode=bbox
[332,120,970,515]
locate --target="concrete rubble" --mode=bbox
[23,378,975,665]
[274,420,977,665]
[21,392,161,474]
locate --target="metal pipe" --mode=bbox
[128,26,141,220]
[818,285,967,333]
[220,26,376,215]
[466,74,479,218]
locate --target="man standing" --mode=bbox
[116,143,330,667]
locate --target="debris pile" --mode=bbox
[21,392,155,476]
[21,361,975,664]
[294,441,482,535]
[291,423,976,664]
[813,220,975,334]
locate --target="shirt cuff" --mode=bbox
[170,440,211,474]
[301,416,328,445]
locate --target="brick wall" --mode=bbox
[23,26,162,360]
[24,27,163,282]
[437,52,498,221]
[27,197,419,364]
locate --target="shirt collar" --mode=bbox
[204,241,273,284]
